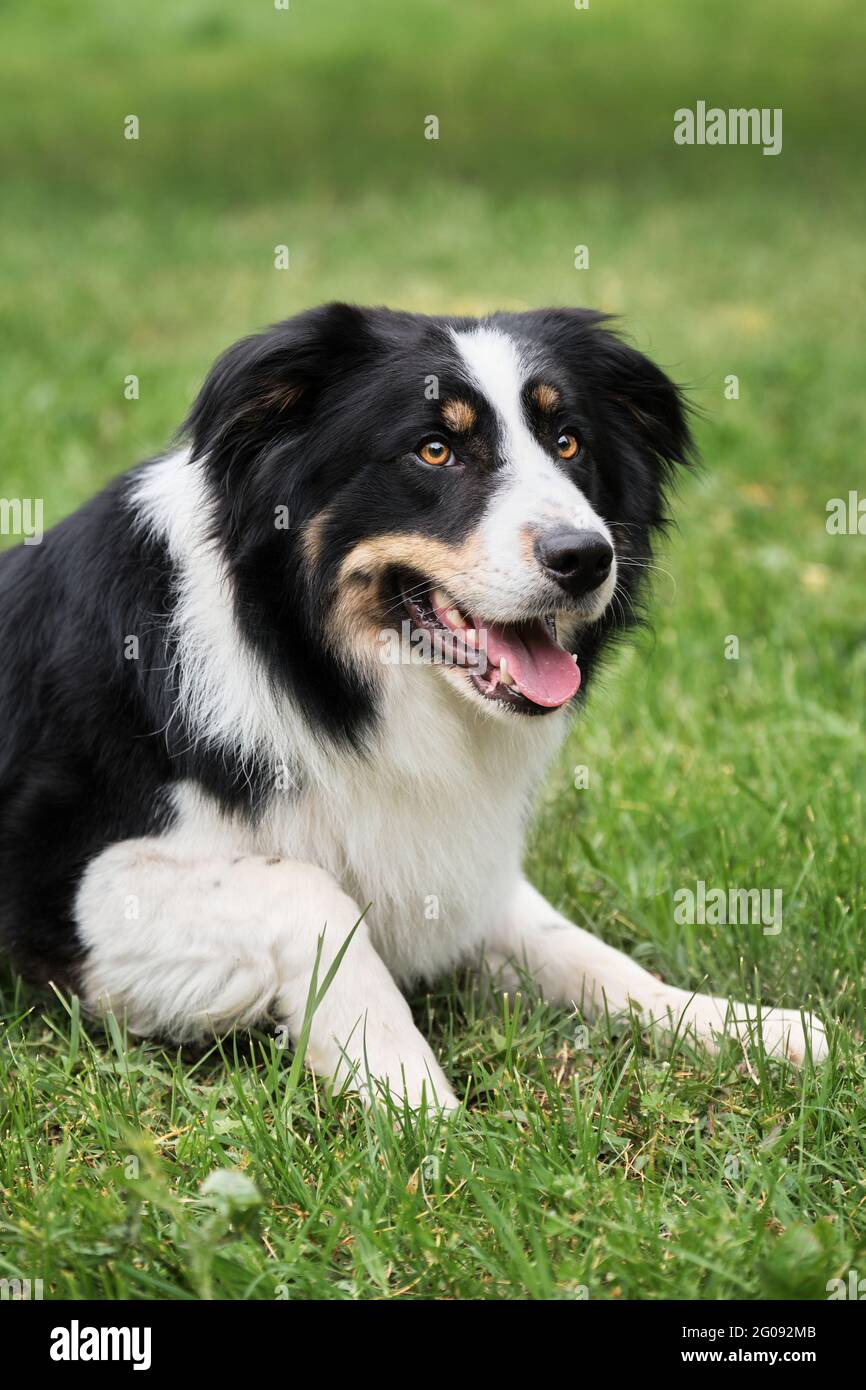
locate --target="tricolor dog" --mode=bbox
[0,305,827,1106]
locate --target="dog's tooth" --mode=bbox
[572,654,578,664]
[446,608,465,629]
[500,657,515,686]
[431,588,451,611]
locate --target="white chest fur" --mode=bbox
[170,666,567,985]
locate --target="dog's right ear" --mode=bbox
[182,302,374,479]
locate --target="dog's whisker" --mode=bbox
[615,556,678,597]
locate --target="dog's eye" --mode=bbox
[417,439,454,466]
[557,432,581,460]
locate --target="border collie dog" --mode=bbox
[0,305,826,1106]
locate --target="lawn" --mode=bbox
[0,0,864,1300]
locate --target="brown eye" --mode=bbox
[557,432,580,460]
[418,439,453,466]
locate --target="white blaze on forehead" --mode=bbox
[448,326,614,619]
[450,326,608,531]
[450,325,531,448]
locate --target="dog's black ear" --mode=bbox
[530,308,694,477]
[183,302,375,478]
[587,320,694,477]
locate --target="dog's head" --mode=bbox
[184,303,693,739]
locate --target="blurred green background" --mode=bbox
[1,0,864,516]
[1,0,865,1301]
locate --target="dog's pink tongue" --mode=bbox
[483,619,581,708]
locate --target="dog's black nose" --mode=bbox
[535,527,614,596]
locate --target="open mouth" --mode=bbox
[397,576,581,715]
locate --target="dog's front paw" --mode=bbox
[327,1034,459,1112]
[368,1068,461,1114]
[358,1045,459,1112]
[682,994,829,1066]
[756,1007,828,1065]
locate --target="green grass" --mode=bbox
[1,0,865,1300]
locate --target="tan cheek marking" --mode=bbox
[533,383,560,413]
[300,508,332,567]
[338,532,483,589]
[328,532,484,664]
[519,525,541,566]
[441,398,476,433]
[327,582,386,664]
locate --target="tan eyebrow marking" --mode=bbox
[441,398,476,433]
[532,383,560,413]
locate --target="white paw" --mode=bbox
[360,1052,459,1112]
[326,1035,459,1111]
[753,1007,828,1065]
[670,991,829,1066]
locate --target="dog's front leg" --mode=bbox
[483,878,827,1064]
[76,840,458,1109]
